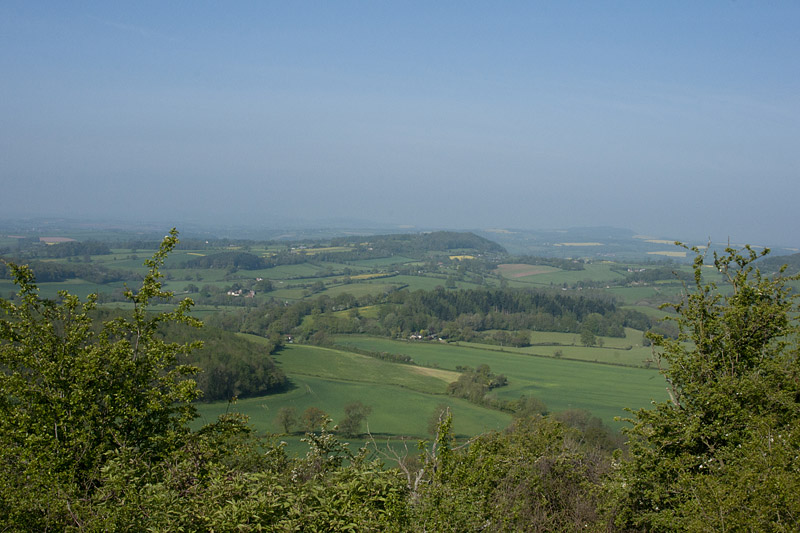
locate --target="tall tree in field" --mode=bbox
[275,406,298,434]
[302,406,329,432]
[607,244,800,531]
[339,401,372,437]
[580,327,596,347]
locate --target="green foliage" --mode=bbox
[607,244,800,530]
[412,415,610,530]
[209,284,638,344]
[159,321,287,401]
[91,414,409,532]
[509,394,549,418]
[553,409,622,452]
[0,229,201,530]
[447,364,508,404]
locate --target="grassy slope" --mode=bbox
[501,263,626,287]
[194,342,512,439]
[333,336,668,428]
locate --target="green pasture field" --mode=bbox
[453,341,653,369]
[620,304,674,321]
[292,246,354,255]
[267,286,310,300]
[319,282,401,299]
[494,264,561,279]
[96,257,153,271]
[332,305,380,319]
[158,281,212,294]
[358,305,381,318]
[333,335,668,427]
[163,250,213,266]
[0,279,127,300]
[161,268,231,283]
[267,343,456,395]
[499,263,626,287]
[345,327,653,368]
[194,343,512,439]
[307,261,362,272]
[607,285,674,305]
[371,274,442,290]
[527,328,643,349]
[0,279,19,297]
[252,264,327,279]
[377,275,484,292]
[348,256,417,267]
[0,236,24,247]
[99,301,234,319]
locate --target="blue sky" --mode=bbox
[1,2,799,245]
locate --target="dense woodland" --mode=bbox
[205,285,668,351]
[159,321,287,402]
[1,231,799,530]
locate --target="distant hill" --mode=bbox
[332,231,507,255]
[756,252,800,275]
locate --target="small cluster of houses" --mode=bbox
[409,333,443,341]
[226,289,256,298]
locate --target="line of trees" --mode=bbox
[274,402,372,438]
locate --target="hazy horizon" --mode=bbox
[2,2,799,246]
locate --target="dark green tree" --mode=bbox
[412,414,609,530]
[302,406,329,432]
[275,406,299,434]
[607,244,800,530]
[338,401,372,437]
[510,394,548,418]
[580,327,596,347]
